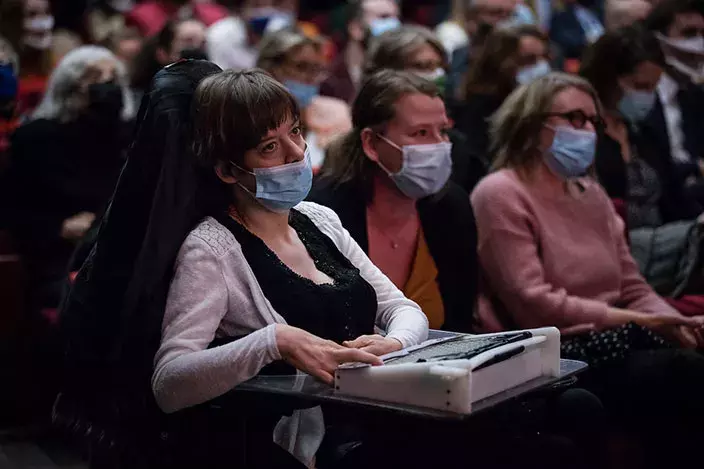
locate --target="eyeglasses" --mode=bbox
[543,110,604,131]
[284,59,328,81]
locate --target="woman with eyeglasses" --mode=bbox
[471,71,704,468]
[257,28,351,172]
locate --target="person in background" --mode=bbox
[320,0,401,103]
[549,0,605,65]
[362,25,488,193]
[125,0,227,37]
[3,45,135,313]
[257,28,351,170]
[580,26,700,231]
[456,25,551,162]
[0,0,55,119]
[310,70,477,333]
[0,37,19,169]
[439,0,520,101]
[207,0,321,72]
[104,26,144,68]
[131,18,207,98]
[644,0,704,205]
[605,0,652,30]
[471,71,704,468]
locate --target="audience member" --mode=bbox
[125,0,226,37]
[310,70,477,333]
[0,37,19,165]
[363,25,488,192]
[644,0,704,205]
[581,26,704,295]
[581,26,700,229]
[104,26,143,67]
[85,0,136,45]
[0,0,55,118]
[456,25,550,161]
[131,18,206,98]
[605,0,652,29]
[471,71,704,468]
[207,0,320,72]
[257,29,351,170]
[320,0,401,103]
[440,0,520,100]
[3,46,134,313]
[549,0,605,61]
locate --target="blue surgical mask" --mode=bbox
[232,148,313,213]
[248,7,293,36]
[283,79,319,109]
[369,17,401,37]
[544,125,597,179]
[376,134,453,199]
[617,89,656,123]
[516,60,551,85]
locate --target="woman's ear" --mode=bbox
[360,128,380,163]
[215,161,238,184]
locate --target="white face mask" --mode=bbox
[657,32,704,54]
[414,68,446,81]
[516,59,551,85]
[375,133,453,199]
[24,16,54,33]
[109,0,135,13]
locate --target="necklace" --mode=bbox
[369,216,418,250]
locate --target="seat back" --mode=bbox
[0,230,25,342]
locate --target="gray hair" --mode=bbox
[0,36,19,71]
[32,45,135,121]
[256,29,324,74]
[365,25,448,76]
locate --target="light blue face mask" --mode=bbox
[516,60,551,85]
[283,79,319,109]
[544,125,597,179]
[369,17,401,37]
[232,148,313,212]
[617,88,656,123]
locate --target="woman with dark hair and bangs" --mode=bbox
[149,68,429,467]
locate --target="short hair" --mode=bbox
[580,25,664,108]
[320,69,439,198]
[464,24,548,100]
[490,72,601,172]
[644,0,704,34]
[32,45,135,121]
[256,29,325,74]
[0,35,19,72]
[364,25,448,76]
[192,69,301,168]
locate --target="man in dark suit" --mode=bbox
[644,0,704,204]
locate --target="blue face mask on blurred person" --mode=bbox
[231,147,313,212]
[0,63,18,120]
[543,125,597,178]
[369,17,401,37]
[617,88,656,123]
[284,80,319,108]
[516,60,551,85]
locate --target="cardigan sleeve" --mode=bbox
[471,176,609,329]
[297,202,429,348]
[151,234,281,414]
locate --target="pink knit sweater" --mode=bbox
[470,169,677,332]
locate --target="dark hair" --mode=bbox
[580,25,664,108]
[464,25,548,100]
[130,19,196,91]
[320,70,439,199]
[193,69,301,168]
[644,0,704,34]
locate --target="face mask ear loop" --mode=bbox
[374,132,404,176]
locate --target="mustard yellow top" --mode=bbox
[403,228,445,330]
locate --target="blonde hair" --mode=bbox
[490,72,601,173]
[256,29,324,74]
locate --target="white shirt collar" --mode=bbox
[657,72,679,104]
